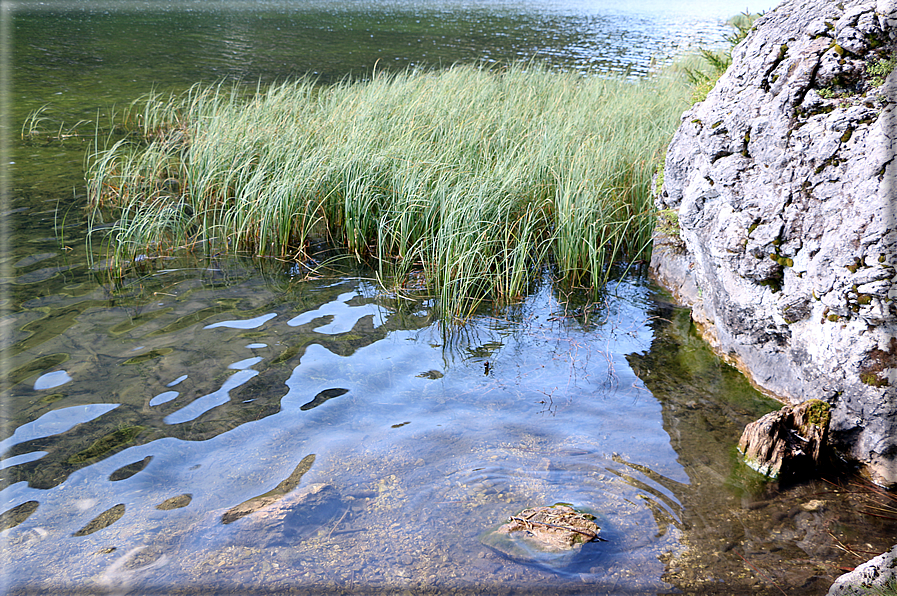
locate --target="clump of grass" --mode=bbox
[20,104,94,144]
[868,54,896,87]
[682,12,762,103]
[863,579,897,596]
[86,63,692,319]
[655,208,681,238]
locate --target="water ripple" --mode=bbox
[0,404,120,456]
[164,369,260,424]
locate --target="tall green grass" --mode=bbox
[86,63,692,318]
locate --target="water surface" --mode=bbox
[2,275,688,593]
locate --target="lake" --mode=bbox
[3,0,897,594]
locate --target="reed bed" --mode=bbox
[86,64,692,318]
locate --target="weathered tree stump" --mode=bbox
[738,399,831,480]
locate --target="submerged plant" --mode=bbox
[21,104,93,144]
[86,64,693,319]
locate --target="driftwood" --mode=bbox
[738,399,831,480]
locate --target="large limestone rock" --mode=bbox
[827,544,897,595]
[652,0,897,486]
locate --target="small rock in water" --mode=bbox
[480,504,602,569]
[499,504,600,550]
[155,493,192,511]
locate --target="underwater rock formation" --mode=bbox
[652,0,897,487]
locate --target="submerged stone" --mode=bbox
[221,454,317,524]
[155,493,192,511]
[228,483,343,547]
[73,503,126,537]
[109,455,153,482]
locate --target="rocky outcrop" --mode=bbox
[652,0,897,486]
[827,544,897,595]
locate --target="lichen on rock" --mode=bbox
[827,543,897,596]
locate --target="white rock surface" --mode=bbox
[827,543,897,595]
[652,0,897,486]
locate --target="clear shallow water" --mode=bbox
[2,274,692,593]
[3,262,895,595]
[5,0,897,594]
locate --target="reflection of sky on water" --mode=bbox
[32,370,72,390]
[0,404,120,456]
[287,291,386,333]
[1,278,690,591]
[227,356,264,370]
[0,452,48,471]
[203,312,277,330]
[148,391,179,407]
[163,369,260,425]
[165,375,188,388]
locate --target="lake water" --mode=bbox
[4,0,897,594]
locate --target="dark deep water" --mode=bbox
[3,1,897,594]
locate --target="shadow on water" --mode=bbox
[628,291,897,595]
